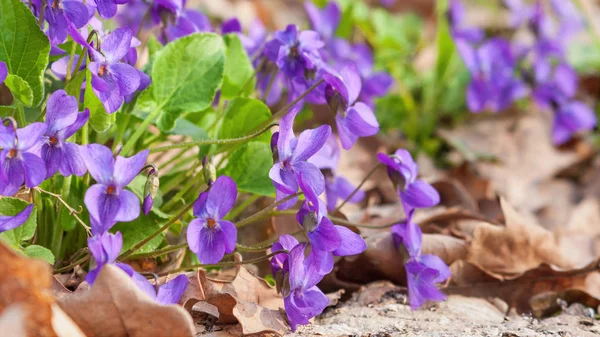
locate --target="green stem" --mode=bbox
[54,254,90,274]
[121,107,162,156]
[113,114,131,151]
[15,104,26,126]
[65,42,77,82]
[235,193,301,228]
[333,164,381,213]
[124,242,188,260]
[224,195,260,220]
[50,177,72,258]
[119,195,199,260]
[161,249,288,276]
[149,123,277,154]
[162,170,204,210]
[235,242,273,252]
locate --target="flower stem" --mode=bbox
[235,192,302,228]
[148,123,278,154]
[35,187,92,235]
[15,104,26,127]
[121,106,162,156]
[333,164,381,213]
[269,78,324,124]
[160,249,288,276]
[53,254,90,274]
[235,242,273,252]
[119,196,198,260]
[123,242,189,261]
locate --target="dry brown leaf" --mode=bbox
[529,289,600,318]
[466,198,581,277]
[58,264,194,337]
[186,266,288,336]
[0,241,85,337]
[556,198,600,268]
[448,259,600,315]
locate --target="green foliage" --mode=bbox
[220,142,275,196]
[0,0,50,107]
[112,215,164,253]
[65,71,86,98]
[222,34,256,98]
[218,97,272,143]
[141,33,226,132]
[4,74,33,106]
[85,69,116,132]
[0,198,37,248]
[24,245,55,264]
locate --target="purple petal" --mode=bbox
[292,125,332,162]
[85,184,120,233]
[292,161,325,196]
[287,243,307,289]
[94,0,117,19]
[332,225,366,256]
[103,28,133,63]
[275,188,299,211]
[109,63,140,96]
[142,194,153,215]
[156,274,189,305]
[405,260,447,310]
[80,144,115,185]
[307,134,339,171]
[113,150,148,188]
[115,189,140,222]
[307,217,341,252]
[221,18,241,34]
[45,90,79,135]
[340,65,361,104]
[205,176,237,220]
[58,142,87,177]
[277,108,300,160]
[41,144,62,179]
[419,254,451,283]
[333,176,364,204]
[307,248,334,275]
[191,226,226,264]
[192,192,209,218]
[466,78,489,113]
[22,152,46,188]
[269,164,298,194]
[60,108,90,140]
[304,1,340,40]
[0,125,17,149]
[218,220,237,254]
[186,218,205,254]
[346,102,379,136]
[403,220,422,257]
[323,69,349,104]
[89,63,111,92]
[401,180,440,209]
[0,204,34,233]
[63,0,89,28]
[0,61,7,84]
[1,154,24,196]
[16,123,46,151]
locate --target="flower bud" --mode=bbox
[143,168,159,215]
[270,132,280,163]
[202,156,217,186]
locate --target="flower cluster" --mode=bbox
[451,0,596,145]
[378,149,450,309]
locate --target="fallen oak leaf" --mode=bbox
[58,264,195,337]
[187,266,288,336]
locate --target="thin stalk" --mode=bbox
[262,68,279,102]
[113,114,131,151]
[124,242,188,260]
[235,242,273,252]
[235,193,302,229]
[149,123,277,154]
[38,0,46,26]
[333,164,381,213]
[224,194,261,220]
[54,254,90,274]
[35,187,91,235]
[328,215,400,229]
[65,42,77,82]
[161,250,288,276]
[50,177,72,258]
[121,107,162,156]
[268,78,324,124]
[162,170,204,210]
[15,104,26,126]
[119,196,199,260]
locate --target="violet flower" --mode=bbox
[269,109,331,210]
[0,122,47,196]
[40,90,89,179]
[94,0,129,19]
[308,135,365,211]
[296,173,366,274]
[0,61,7,84]
[263,24,324,79]
[81,144,148,234]
[0,204,34,234]
[391,213,451,309]
[44,0,89,44]
[552,101,597,145]
[270,234,299,278]
[86,231,124,284]
[377,149,439,212]
[283,243,329,332]
[166,9,212,42]
[323,65,380,150]
[186,176,237,264]
[135,274,189,305]
[88,28,141,113]
[304,1,340,41]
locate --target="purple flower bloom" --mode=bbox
[94,0,129,19]
[552,101,597,145]
[269,109,331,210]
[377,149,439,212]
[304,1,341,41]
[533,62,577,110]
[86,231,123,284]
[448,0,484,42]
[283,243,329,332]
[550,0,584,37]
[40,90,89,179]
[45,0,89,44]
[142,194,153,215]
[324,65,380,149]
[296,173,366,274]
[165,9,212,42]
[263,24,324,79]
[241,20,267,58]
[0,122,47,196]
[135,274,189,305]
[186,176,238,264]
[0,61,7,84]
[270,234,299,277]
[88,28,141,113]
[221,18,242,34]
[81,144,148,234]
[458,38,528,113]
[308,135,365,211]
[0,204,34,234]
[51,55,87,80]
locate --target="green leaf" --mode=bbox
[112,215,164,253]
[150,33,225,131]
[64,71,86,98]
[220,141,275,196]
[127,177,170,219]
[0,0,50,106]
[221,34,255,98]
[218,97,271,143]
[24,245,55,264]
[84,69,115,132]
[0,198,37,247]
[434,0,454,82]
[4,74,33,106]
[168,116,209,141]
[147,35,163,58]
